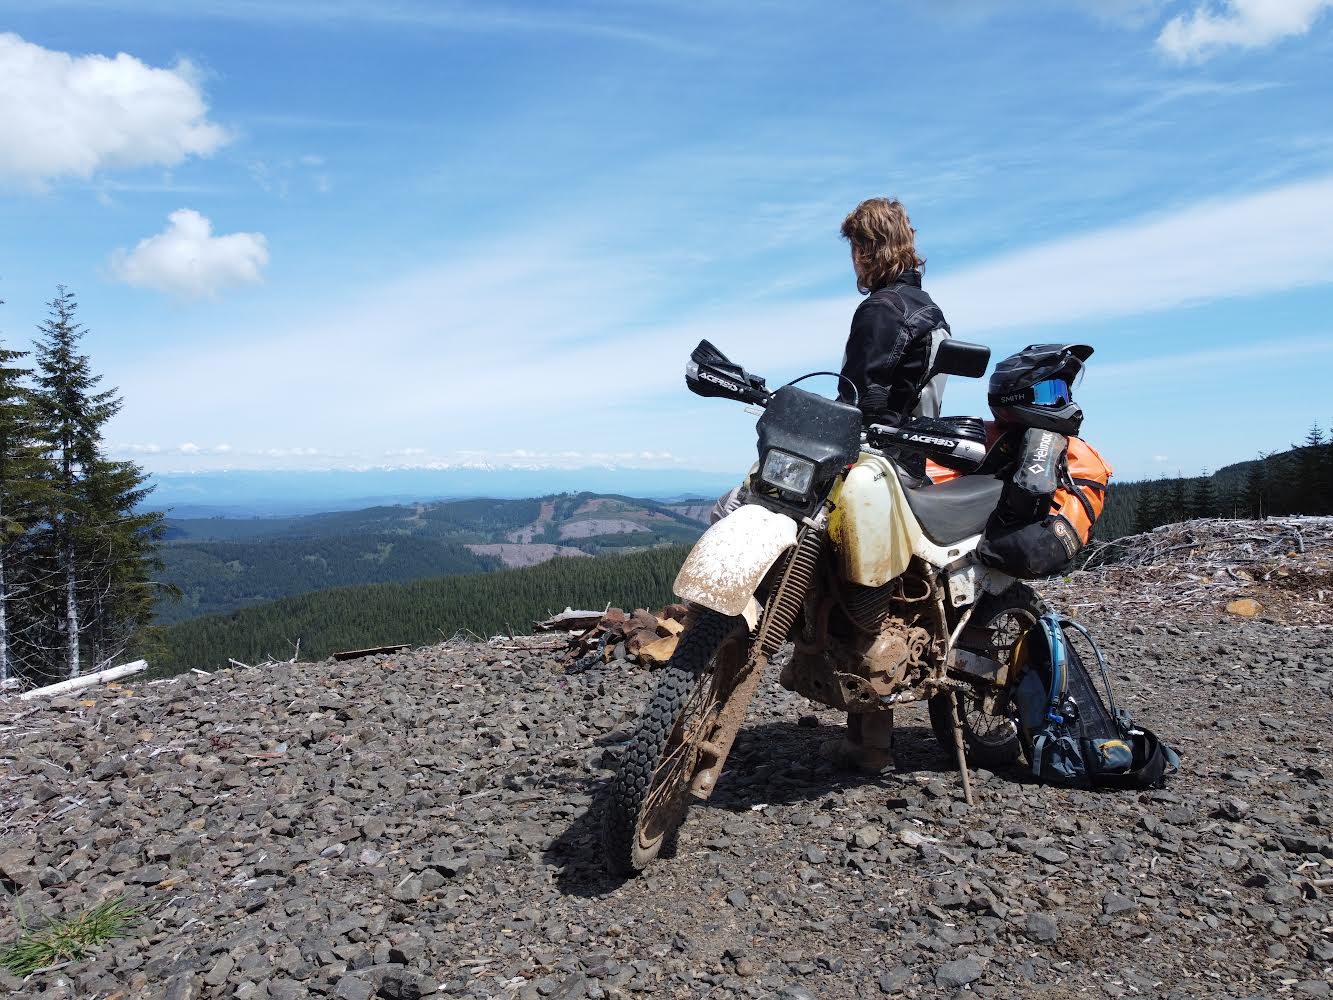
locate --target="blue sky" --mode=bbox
[2,0,1332,484]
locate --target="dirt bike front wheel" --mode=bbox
[928,584,1048,768]
[601,609,749,875]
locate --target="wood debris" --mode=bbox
[1047,516,1333,624]
[563,603,692,670]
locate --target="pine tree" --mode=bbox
[1295,423,1326,515]
[0,321,58,684]
[1244,454,1268,519]
[1189,471,1217,520]
[1170,476,1189,523]
[1133,482,1161,534]
[79,455,166,668]
[31,287,161,677]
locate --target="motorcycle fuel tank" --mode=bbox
[828,454,918,587]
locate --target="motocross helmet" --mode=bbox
[987,343,1093,435]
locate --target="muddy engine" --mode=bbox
[778,566,942,713]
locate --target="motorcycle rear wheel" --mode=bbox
[601,609,749,875]
[928,584,1047,768]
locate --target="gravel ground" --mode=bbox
[2,589,1331,999]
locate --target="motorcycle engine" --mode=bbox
[779,569,941,712]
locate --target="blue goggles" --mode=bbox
[1030,378,1073,407]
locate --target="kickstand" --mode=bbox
[947,693,975,806]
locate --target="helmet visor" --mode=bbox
[1030,378,1072,407]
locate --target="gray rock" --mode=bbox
[1025,912,1059,943]
[851,825,882,849]
[878,966,913,993]
[333,976,374,1000]
[1103,891,1137,916]
[935,957,985,988]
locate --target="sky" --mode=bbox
[1,0,1332,485]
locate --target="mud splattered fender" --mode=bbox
[674,503,798,617]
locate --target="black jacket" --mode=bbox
[838,271,950,421]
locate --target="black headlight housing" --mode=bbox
[755,386,862,500]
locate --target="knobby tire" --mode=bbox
[601,609,734,876]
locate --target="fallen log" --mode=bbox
[16,660,148,701]
[534,607,607,632]
[332,644,410,662]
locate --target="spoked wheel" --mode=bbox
[602,610,751,875]
[929,585,1047,768]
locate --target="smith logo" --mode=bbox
[699,371,740,391]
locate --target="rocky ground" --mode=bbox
[3,528,1332,999]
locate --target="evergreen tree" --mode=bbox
[0,320,58,684]
[1243,454,1268,519]
[1189,470,1217,520]
[1170,476,1189,523]
[31,287,162,677]
[78,455,167,667]
[1295,423,1326,515]
[1133,483,1157,535]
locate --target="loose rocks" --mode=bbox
[3,578,1332,999]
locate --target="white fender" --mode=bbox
[674,503,798,617]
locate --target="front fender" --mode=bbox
[674,503,798,616]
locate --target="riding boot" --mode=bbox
[820,710,895,773]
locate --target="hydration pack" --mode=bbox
[1011,613,1179,789]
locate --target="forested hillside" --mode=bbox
[154,492,706,624]
[150,545,689,674]
[1094,426,1333,541]
[157,536,499,624]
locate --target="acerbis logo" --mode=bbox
[905,433,955,448]
[699,370,740,391]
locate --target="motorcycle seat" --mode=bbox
[902,475,1002,545]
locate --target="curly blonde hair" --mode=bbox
[840,198,924,294]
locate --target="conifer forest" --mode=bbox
[0,288,163,687]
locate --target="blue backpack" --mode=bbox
[1012,613,1180,789]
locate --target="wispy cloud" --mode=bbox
[1158,0,1333,61]
[108,172,1333,470]
[1095,334,1333,379]
[933,173,1333,336]
[33,0,706,55]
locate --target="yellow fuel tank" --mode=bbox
[828,453,917,587]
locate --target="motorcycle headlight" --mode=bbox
[760,449,816,496]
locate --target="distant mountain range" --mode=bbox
[145,467,735,516]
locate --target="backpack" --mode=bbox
[977,432,1112,578]
[1011,613,1179,789]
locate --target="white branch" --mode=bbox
[15,659,147,701]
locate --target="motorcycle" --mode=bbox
[601,338,1048,874]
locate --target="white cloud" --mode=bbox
[1157,0,1333,60]
[178,442,200,455]
[0,32,228,185]
[109,209,269,298]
